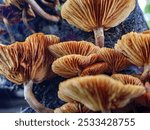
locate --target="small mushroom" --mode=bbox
[54,102,91,113]
[48,41,99,58]
[58,75,145,112]
[81,62,109,76]
[0,33,60,113]
[111,74,143,86]
[115,31,150,82]
[61,0,135,47]
[98,48,132,74]
[52,54,102,78]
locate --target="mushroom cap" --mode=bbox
[58,75,145,111]
[61,0,135,32]
[52,54,99,78]
[48,41,99,58]
[54,102,91,113]
[98,48,131,73]
[81,62,109,76]
[115,32,150,67]
[0,33,60,84]
[112,74,143,86]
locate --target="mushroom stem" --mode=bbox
[25,0,60,22]
[22,9,35,34]
[93,27,104,48]
[24,80,54,113]
[141,65,150,82]
[2,17,15,43]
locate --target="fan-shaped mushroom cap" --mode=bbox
[81,62,109,76]
[52,54,100,78]
[98,48,131,73]
[45,34,60,44]
[0,43,25,84]
[0,33,60,84]
[61,0,135,47]
[61,0,135,32]
[115,31,150,81]
[58,75,145,112]
[48,41,99,58]
[54,102,91,113]
[115,32,150,67]
[112,74,143,86]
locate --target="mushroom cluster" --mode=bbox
[0,0,150,113]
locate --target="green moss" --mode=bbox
[145,4,150,13]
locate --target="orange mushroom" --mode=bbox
[115,31,150,82]
[61,0,135,47]
[58,75,145,112]
[0,33,60,113]
[81,62,109,76]
[54,102,91,113]
[111,74,143,86]
[48,41,99,58]
[52,54,102,78]
[98,48,132,74]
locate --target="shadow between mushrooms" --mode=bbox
[0,33,60,113]
[61,0,135,47]
[58,75,145,112]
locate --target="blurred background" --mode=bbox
[0,0,149,113]
[138,0,150,27]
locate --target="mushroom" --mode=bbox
[81,62,109,76]
[0,33,60,113]
[52,54,102,78]
[54,102,91,113]
[111,74,143,86]
[61,0,135,47]
[98,48,132,74]
[3,0,60,22]
[48,41,99,58]
[115,31,150,82]
[58,75,145,112]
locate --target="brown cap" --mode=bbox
[0,33,60,84]
[52,54,98,78]
[112,74,143,86]
[98,48,131,73]
[54,102,91,113]
[58,75,145,112]
[61,0,135,32]
[48,41,99,58]
[81,62,109,76]
[115,32,150,67]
